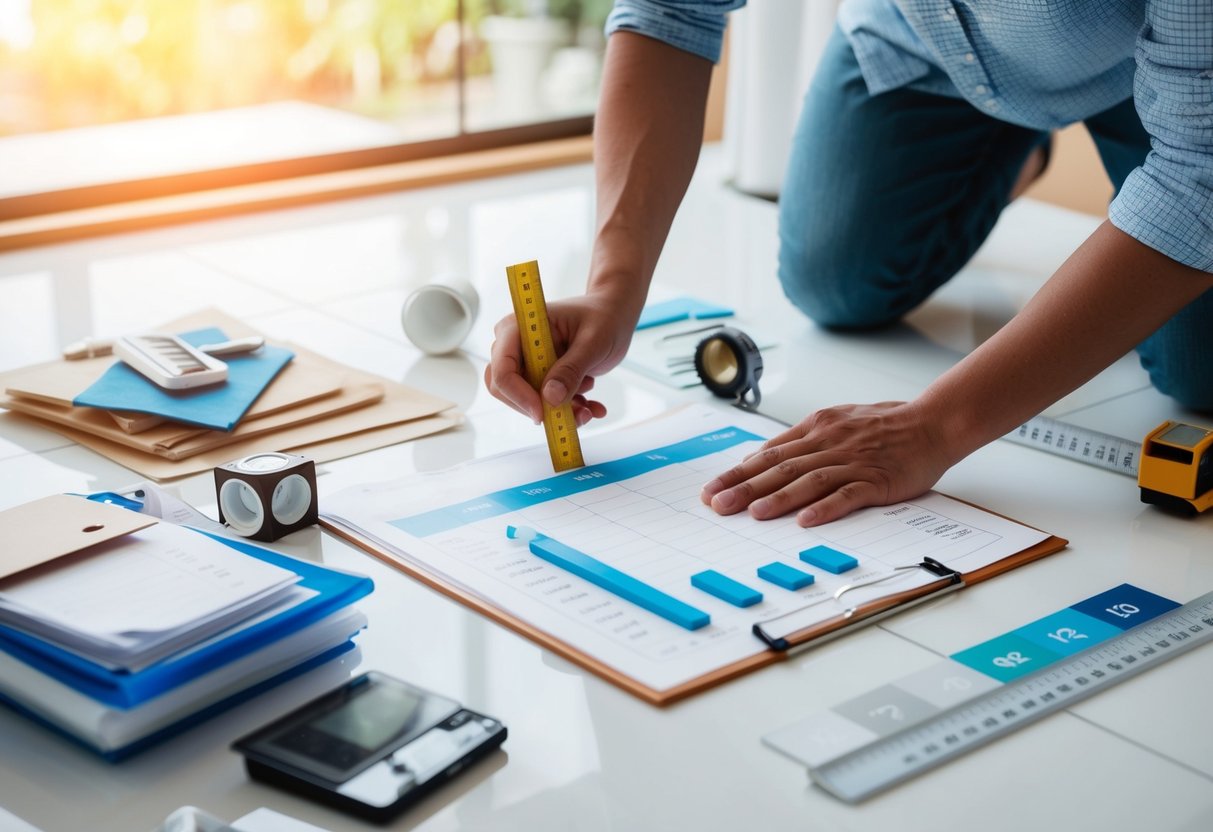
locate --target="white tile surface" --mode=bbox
[0,146,1210,832]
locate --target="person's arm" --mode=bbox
[702,222,1213,526]
[485,30,714,423]
[702,0,1213,525]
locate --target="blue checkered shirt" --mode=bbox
[605,0,1213,272]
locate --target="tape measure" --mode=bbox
[809,590,1213,803]
[505,260,585,472]
[1003,414,1138,477]
[693,327,764,411]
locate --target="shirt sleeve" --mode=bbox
[1108,0,1213,273]
[604,0,747,63]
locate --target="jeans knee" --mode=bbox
[777,234,910,330]
[1149,369,1213,414]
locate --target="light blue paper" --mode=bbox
[635,297,734,330]
[73,328,293,432]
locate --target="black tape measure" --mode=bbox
[693,327,763,412]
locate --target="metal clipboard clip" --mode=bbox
[752,556,964,653]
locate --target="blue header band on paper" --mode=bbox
[391,427,763,537]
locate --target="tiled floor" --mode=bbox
[0,147,1210,832]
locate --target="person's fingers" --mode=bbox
[701,437,818,506]
[570,395,608,427]
[706,451,846,515]
[488,316,542,421]
[542,335,605,407]
[577,376,596,395]
[795,480,887,527]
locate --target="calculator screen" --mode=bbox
[241,673,461,781]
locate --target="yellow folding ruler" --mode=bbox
[506,260,585,472]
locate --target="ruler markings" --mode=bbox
[1003,414,1139,477]
[809,590,1213,802]
[506,260,585,472]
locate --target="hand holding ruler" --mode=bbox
[506,260,585,472]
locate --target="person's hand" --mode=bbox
[700,401,959,526]
[485,291,637,426]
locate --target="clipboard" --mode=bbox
[321,515,1068,706]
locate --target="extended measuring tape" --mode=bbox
[1003,414,1139,477]
[809,590,1213,803]
[506,260,585,472]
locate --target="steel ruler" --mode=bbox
[506,260,585,472]
[1003,414,1139,477]
[809,590,1213,803]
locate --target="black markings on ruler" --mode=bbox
[1003,414,1139,477]
[811,592,1213,803]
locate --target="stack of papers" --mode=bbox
[0,502,374,758]
[0,523,300,670]
[0,308,461,480]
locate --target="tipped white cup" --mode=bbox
[401,275,480,355]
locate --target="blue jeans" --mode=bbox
[777,28,1213,412]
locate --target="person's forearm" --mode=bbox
[919,221,1213,461]
[588,31,714,315]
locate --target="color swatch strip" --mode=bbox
[764,584,1180,768]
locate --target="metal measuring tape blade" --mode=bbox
[505,260,585,472]
[694,327,764,412]
[1003,414,1139,477]
[809,589,1213,803]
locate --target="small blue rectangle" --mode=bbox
[691,570,762,607]
[1013,608,1123,657]
[951,633,1065,682]
[757,562,815,590]
[635,297,735,330]
[799,545,858,574]
[527,534,710,630]
[1071,584,1180,631]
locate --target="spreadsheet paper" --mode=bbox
[323,406,1050,691]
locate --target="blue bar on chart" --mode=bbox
[757,562,815,590]
[799,545,858,575]
[506,526,710,631]
[691,570,763,608]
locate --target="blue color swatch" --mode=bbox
[73,328,294,432]
[799,545,858,575]
[1072,584,1181,631]
[691,570,762,607]
[1012,608,1123,657]
[635,297,734,330]
[950,633,1064,682]
[394,427,763,537]
[507,527,710,631]
[757,562,815,590]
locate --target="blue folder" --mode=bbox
[0,641,358,762]
[0,530,374,710]
[72,327,293,431]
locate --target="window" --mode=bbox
[0,0,613,217]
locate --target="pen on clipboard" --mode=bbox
[752,557,964,652]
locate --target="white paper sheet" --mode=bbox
[0,522,299,668]
[323,406,1051,693]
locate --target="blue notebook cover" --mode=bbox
[0,641,358,761]
[72,328,293,431]
[0,530,374,709]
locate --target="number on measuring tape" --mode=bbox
[506,260,585,472]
